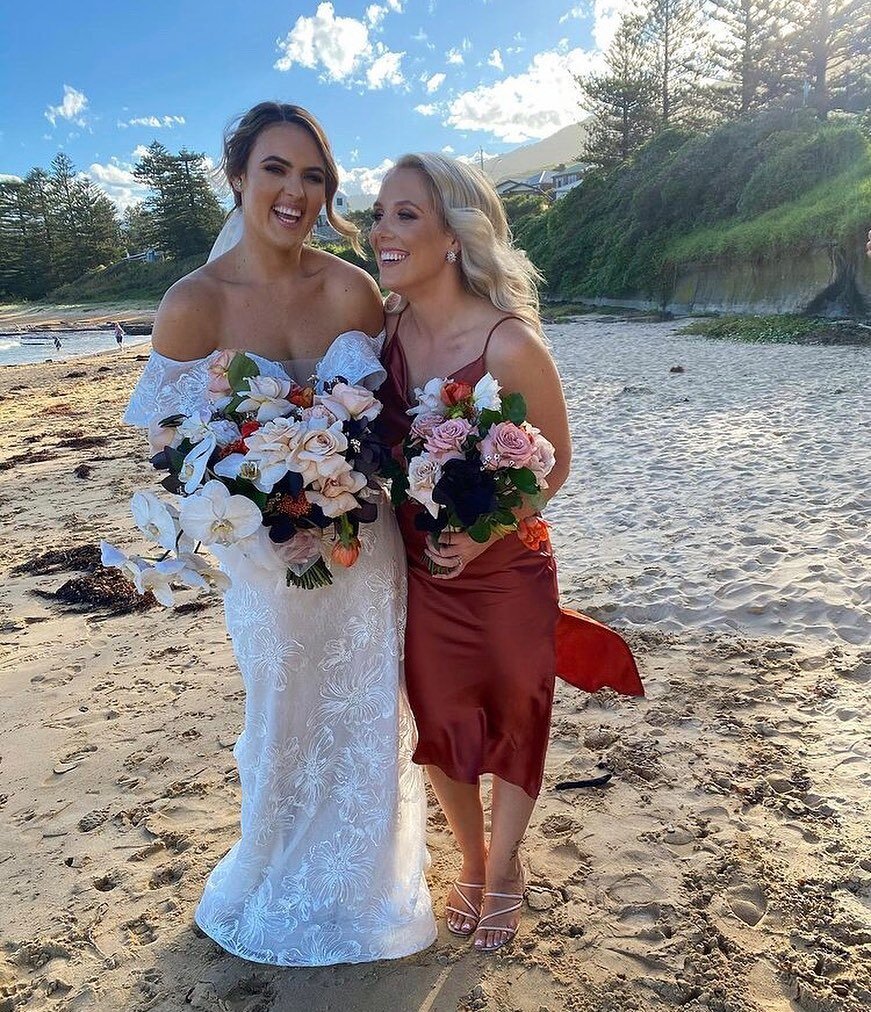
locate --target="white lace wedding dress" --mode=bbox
[124,331,436,965]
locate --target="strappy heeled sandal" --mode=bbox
[445,880,484,936]
[473,889,524,951]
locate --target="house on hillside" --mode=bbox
[314,190,349,240]
[551,162,587,200]
[496,170,554,199]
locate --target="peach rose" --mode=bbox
[423,417,476,463]
[440,380,473,407]
[517,516,550,551]
[409,411,445,443]
[331,539,361,568]
[479,421,536,470]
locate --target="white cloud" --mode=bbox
[488,49,503,71]
[446,48,464,65]
[414,103,438,116]
[274,1,405,89]
[45,85,89,128]
[425,72,446,93]
[592,0,639,50]
[559,4,586,22]
[338,157,394,196]
[446,47,602,143]
[441,145,455,154]
[119,115,185,129]
[0,173,23,183]
[88,161,149,211]
[132,145,151,159]
[367,46,405,88]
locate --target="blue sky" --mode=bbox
[1,1,624,207]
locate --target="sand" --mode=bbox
[0,303,156,335]
[0,320,869,1012]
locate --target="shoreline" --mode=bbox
[0,301,158,335]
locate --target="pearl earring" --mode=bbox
[445,250,458,263]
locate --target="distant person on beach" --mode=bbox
[53,336,61,351]
[114,322,125,346]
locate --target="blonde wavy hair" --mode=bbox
[387,153,544,333]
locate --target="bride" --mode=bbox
[123,102,436,965]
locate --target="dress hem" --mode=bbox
[412,750,542,799]
[194,911,438,968]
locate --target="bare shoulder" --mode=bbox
[316,250,384,336]
[151,268,222,361]
[486,316,554,376]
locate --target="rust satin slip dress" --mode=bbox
[378,312,643,799]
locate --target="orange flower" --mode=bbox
[517,515,550,551]
[331,538,361,568]
[289,384,315,409]
[440,380,473,407]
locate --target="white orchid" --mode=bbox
[130,491,180,552]
[212,452,276,492]
[473,372,502,412]
[176,407,213,444]
[179,480,263,547]
[176,552,232,593]
[237,375,293,422]
[407,377,449,417]
[132,558,187,607]
[179,433,217,494]
[100,540,148,585]
[406,453,443,518]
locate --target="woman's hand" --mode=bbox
[424,530,498,580]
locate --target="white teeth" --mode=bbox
[273,206,302,219]
[380,252,408,262]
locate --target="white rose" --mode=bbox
[305,469,367,518]
[407,377,449,417]
[295,420,350,485]
[237,375,293,422]
[407,453,443,518]
[207,419,241,446]
[176,407,213,444]
[317,383,381,423]
[473,372,502,412]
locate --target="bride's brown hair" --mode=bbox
[222,102,361,254]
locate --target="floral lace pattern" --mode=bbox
[124,333,435,965]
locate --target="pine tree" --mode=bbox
[577,15,659,168]
[134,142,224,259]
[708,0,805,115]
[642,0,716,129]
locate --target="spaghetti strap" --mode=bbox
[384,304,409,348]
[481,315,523,364]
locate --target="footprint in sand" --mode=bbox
[725,879,768,926]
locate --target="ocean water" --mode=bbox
[0,330,151,368]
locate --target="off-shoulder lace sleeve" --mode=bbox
[123,351,211,427]
[317,331,386,391]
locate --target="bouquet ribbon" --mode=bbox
[555,608,643,696]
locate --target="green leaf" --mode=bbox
[502,392,527,424]
[477,408,502,433]
[468,518,492,543]
[227,352,260,392]
[507,466,539,494]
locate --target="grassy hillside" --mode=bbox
[515,109,870,305]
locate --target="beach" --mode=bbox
[0,318,868,1012]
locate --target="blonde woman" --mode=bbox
[371,154,573,952]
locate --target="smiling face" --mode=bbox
[369,167,458,296]
[237,122,326,247]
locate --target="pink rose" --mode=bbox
[207,349,236,398]
[317,383,381,423]
[528,427,555,484]
[479,421,536,470]
[409,411,445,443]
[424,417,476,463]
